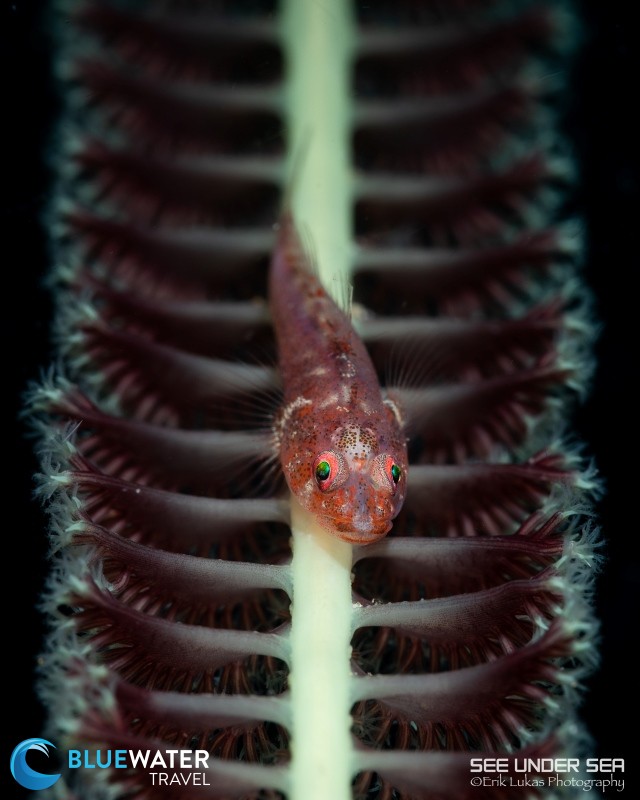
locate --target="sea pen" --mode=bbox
[25,1,603,798]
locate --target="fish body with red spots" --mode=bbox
[269,218,407,543]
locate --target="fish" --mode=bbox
[270,215,407,543]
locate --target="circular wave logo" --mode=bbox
[10,738,61,791]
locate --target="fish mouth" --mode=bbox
[318,515,392,544]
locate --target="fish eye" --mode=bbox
[313,451,345,492]
[372,454,403,494]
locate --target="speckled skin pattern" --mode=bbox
[269,217,408,543]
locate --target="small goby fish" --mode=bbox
[269,215,408,543]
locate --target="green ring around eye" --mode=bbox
[316,460,331,482]
[391,464,401,484]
